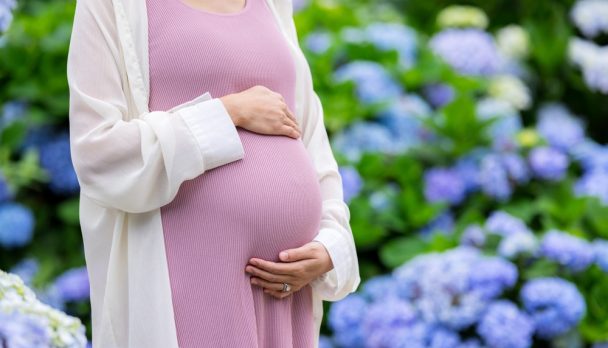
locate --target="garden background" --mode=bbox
[1,0,608,347]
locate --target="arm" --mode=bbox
[67,0,244,214]
[274,0,361,301]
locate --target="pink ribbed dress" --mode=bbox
[146,0,323,347]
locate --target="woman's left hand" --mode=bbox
[245,241,333,299]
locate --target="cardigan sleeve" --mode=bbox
[274,0,361,301]
[66,0,244,214]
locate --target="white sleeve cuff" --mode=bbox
[178,97,245,170]
[310,227,354,301]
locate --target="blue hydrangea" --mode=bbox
[574,169,608,204]
[536,103,585,152]
[52,266,90,302]
[360,274,400,302]
[18,124,56,153]
[292,0,309,12]
[333,60,403,105]
[327,293,368,347]
[0,0,17,33]
[419,211,455,238]
[460,224,486,247]
[477,300,534,348]
[570,0,608,38]
[38,132,80,195]
[476,98,522,151]
[0,169,14,202]
[0,202,35,248]
[331,121,396,162]
[338,165,363,203]
[377,94,433,152]
[393,247,517,331]
[501,152,530,184]
[9,257,39,287]
[540,230,594,272]
[592,239,608,272]
[429,28,503,76]
[1,99,27,129]
[520,277,586,339]
[426,326,462,348]
[423,83,455,108]
[423,167,467,205]
[304,30,332,54]
[479,153,512,201]
[0,310,50,348]
[528,146,569,181]
[369,182,399,212]
[364,22,418,69]
[570,140,608,172]
[485,210,530,237]
[319,334,336,348]
[454,148,490,193]
[498,231,539,259]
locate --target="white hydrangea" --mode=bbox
[570,0,608,38]
[436,5,489,29]
[488,75,532,110]
[0,269,88,348]
[496,25,530,59]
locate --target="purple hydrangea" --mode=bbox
[423,167,467,205]
[38,132,80,195]
[528,146,569,181]
[327,293,368,347]
[570,140,608,172]
[520,277,586,339]
[53,266,90,302]
[477,300,534,348]
[460,224,486,247]
[574,169,608,204]
[0,202,35,248]
[429,28,503,76]
[498,231,539,259]
[360,274,400,302]
[479,153,512,201]
[592,239,608,272]
[333,60,403,105]
[419,211,455,238]
[501,152,530,184]
[361,297,426,348]
[540,230,594,272]
[339,165,363,203]
[468,258,518,299]
[423,83,455,108]
[485,210,531,237]
[536,103,585,152]
[304,30,332,54]
[0,310,50,348]
[377,94,433,152]
[331,121,396,162]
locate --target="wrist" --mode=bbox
[220,94,242,127]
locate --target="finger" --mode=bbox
[264,288,292,299]
[282,113,300,133]
[245,264,292,283]
[250,276,285,292]
[281,124,300,139]
[283,104,298,125]
[249,258,295,275]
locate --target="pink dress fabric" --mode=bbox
[146,0,323,346]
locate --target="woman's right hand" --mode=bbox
[219,85,301,139]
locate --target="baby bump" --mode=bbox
[160,127,323,261]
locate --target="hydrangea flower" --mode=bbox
[429,28,503,76]
[536,103,585,152]
[9,258,39,287]
[488,75,531,111]
[520,277,586,339]
[52,266,90,302]
[331,121,396,162]
[592,239,608,272]
[570,0,608,38]
[570,139,608,172]
[304,30,332,54]
[423,83,455,108]
[327,293,368,348]
[361,297,426,347]
[476,98,522,151]
[477,300,534,348]
[0,169,14,202]
[540,230,594,271]
[360,274,400,302]
[568,38,608,94]
[333,60,403,105]
[528,146,569,181]
[368,182,399,212]
[0,310,50,348]
[436,5,489,29]
[479,153,512,201]
[377,94,433,152]
[485,210,530,237]
[419,211,455,238]
[423,167,467,205]
[0,202,35,248]
[460,224,486,247]
[574,169,608,204]
[38,132,80,195]
[338,165,363,203]
[1,99,27,130]
[496,25,530,59]
[0,0,17,33]
[498,231,539,259]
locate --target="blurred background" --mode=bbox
[1,0,608,347]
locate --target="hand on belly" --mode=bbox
[244,240,334,299]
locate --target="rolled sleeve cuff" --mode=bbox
[311,227,354,301]
[178,97,245,170]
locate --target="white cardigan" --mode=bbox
[66,0,361,346]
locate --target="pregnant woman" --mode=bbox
[67,0,361,347]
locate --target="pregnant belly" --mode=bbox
[160,127,323,263]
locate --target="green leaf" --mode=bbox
[379,236,427,269]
